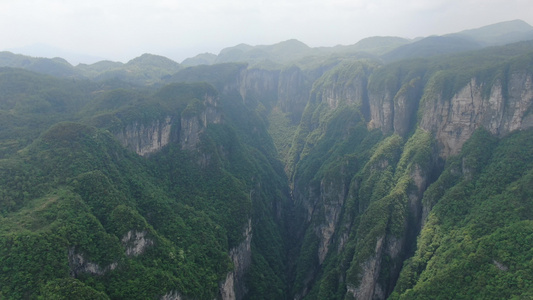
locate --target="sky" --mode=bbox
[1,0,533,64]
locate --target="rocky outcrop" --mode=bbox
[313,64,370,111]
[179,114,202,151]
[408,164,428,229]
[160,291,183,300]
[239,68,279,107]
[367,89,395,134]
[180,94,222,151]
[68,248,118,278]
[366,71,533,157]
[317,177,348,265]
[219,219,252,300]
[68,230,154,278]
[114,92,222,155]
[347,235,403,300]
[278,66,312,123]
[115,116,174,156]
[121,230,154,257]
[367,77,423,136]
[393,78,423,136]
[420,74,533,157]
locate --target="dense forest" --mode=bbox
[1,20,533,299]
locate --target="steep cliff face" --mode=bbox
[366,68,533,158]
[420,73,533,157]
[114,93,222,155]
[179,93,223,151]
[219,219,252,300]
[286,56,529,299]
[284,45,533,299]
[121,230,154,257]
[239,68,279,108]
[367,89,395,134]
[278,66,312,123]
[288,64,381,299]
[290,173,350,299]
[347,236,388,300]
[392,78,424,136]
[312,62,374,111]
[68,248,118,278]
[316,177,348,265]
[115,116,174,156]
[68,229,155,278]
[367,72,425,137]
[345,156,433,300]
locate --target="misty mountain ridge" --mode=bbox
[3,19,532,71]
[449,19,533,46]
[1,17,533,300]
[7,43,106,65]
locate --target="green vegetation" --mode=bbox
[0,66,290,299]
[391,129,533,299]
[1,32,533,300]
[267,108,298,164]
[282,40,533,300]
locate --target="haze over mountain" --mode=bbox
[2,0,533,63]
[2,19,532,73]
[7,43,106,65]
[0,18,533,300]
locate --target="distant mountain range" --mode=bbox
[1,18,533,300]
[183,19,533,65]
[1,19,532,83]
[7,43,105,65]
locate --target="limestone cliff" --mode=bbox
[367,73,424,136]
[121,230,154,257]
[180,93,222,151]
[367,70,533,157]
[420,73,533,157]
[219,219,252,300]
[115,116,174,156]
[316,177,348,265]
[68,247,118,278]
[278,66,313,123]
[114,92,221,155]
[311,61,373,111]
[287,56,533,299]
[238,68,279,108]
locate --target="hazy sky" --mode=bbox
[1,0,532,64]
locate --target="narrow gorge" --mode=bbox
[100,43,533,299]
[0,26,532,300]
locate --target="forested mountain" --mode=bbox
[0,20,532,300]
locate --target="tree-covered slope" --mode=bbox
[282,41,533,299]
[1,21,533,300]
[0,70,291,299]
[391,129,533,299]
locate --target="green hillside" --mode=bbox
[0,20,533,300]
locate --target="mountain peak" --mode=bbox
[126,53,180,70]
[450,19,533,46]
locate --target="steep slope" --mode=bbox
[161,42,533,299]
[0,52,79,77]
[449,19,533,46]
[79,54,182,85]
[391,129,533,299]
[0,52,182,85]
[0,67,103,157]
[331,37,411,56]
[1,21,533,300]
[381,36,482,62]
[181,53,218,66]
[0,71,291,299]
[215,39,313,65]
[283,41,533,299]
